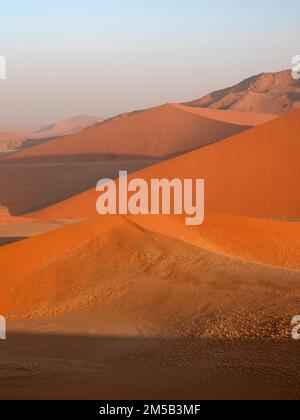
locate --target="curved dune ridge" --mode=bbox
[0,214,299,325]
[129,214,300,270]
[1,104,274,162]
[172,104,276,125]
[29,109,300,220]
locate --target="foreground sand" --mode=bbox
[0,215,299,399]
[1,330,300,400]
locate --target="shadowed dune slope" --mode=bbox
[0,215,299,324]
[29,109,300,219]
[1,104,271,163]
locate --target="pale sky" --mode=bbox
[0,0,299,124]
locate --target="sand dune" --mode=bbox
[130,214,300,270]
[0,116,102,153]
[1,92,299,400]
[0,124,44,138]
[186,70,300,115]
[29,109,300,220]
[0,211,299,398]
[1,104,271,163]
[29,115,102,140]
[1,213,300,399]
[0,116,101,140]
[1,116,300,399]
[0,214,299,322]
[172,104,276,125]
[0,212,299,397]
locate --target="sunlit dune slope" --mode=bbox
[29,109,300,219]
[1,104,268,162]
[172,104,276,125]
[130,214,300,270]
[0,215,299,340]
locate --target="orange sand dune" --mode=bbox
[1,103,298,401]
[173,104,276,125]
[29,109,300,220]
[0,214,299,321]
[2,104,268,163]
[130,214,300,270]
[1,213,300,400]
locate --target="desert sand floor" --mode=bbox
[0,216,300,400]
[1,329,300,400]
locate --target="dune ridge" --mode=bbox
[28,109,300,220]
[0,214,299,323]
[1,104,272,163]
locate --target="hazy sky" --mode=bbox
[0,0,299,124]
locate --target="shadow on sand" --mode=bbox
[0,331,300,400]
[0,159,159,216]
[0,237,27,247]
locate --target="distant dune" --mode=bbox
[0,115,102,153]
[30,115,102,139]
[186,70,300,115]
[0,124,44,138]
[29,109,300,220]
[1,104,275,163]
[0,131,25,152]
